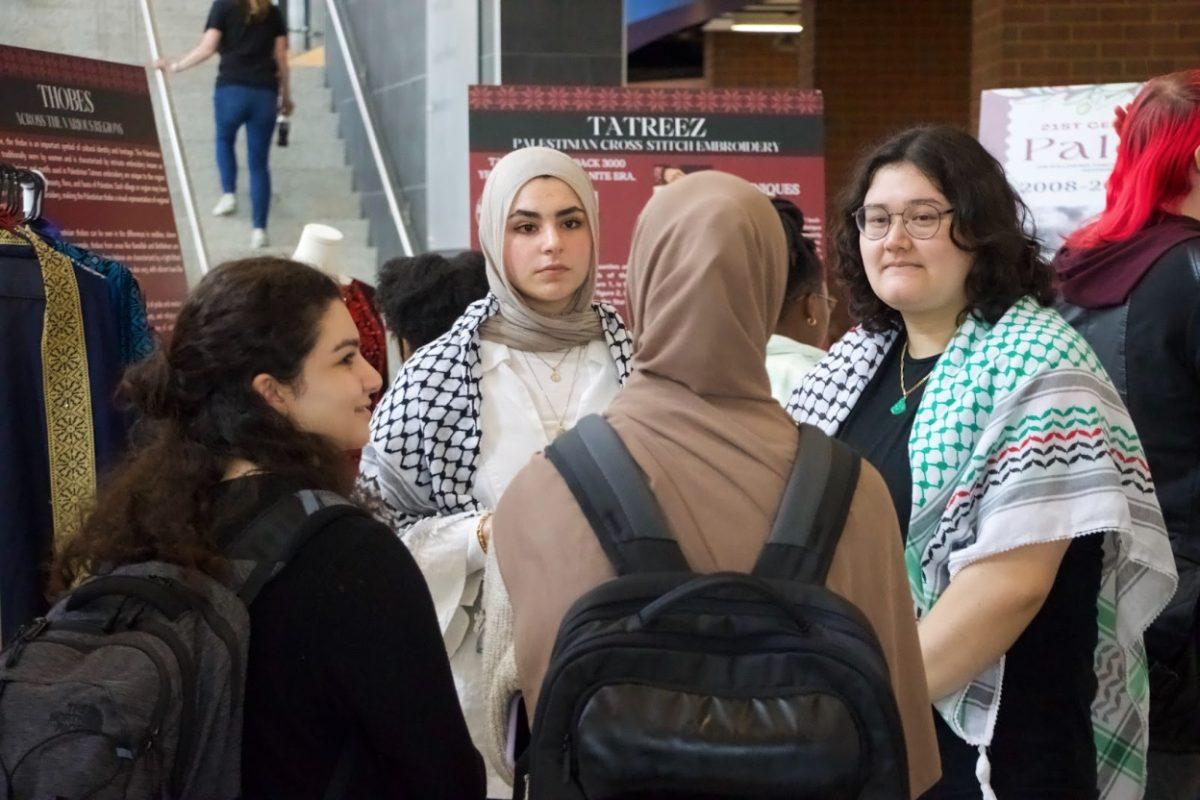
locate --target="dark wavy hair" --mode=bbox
[832,125,1054,332]
[376,250,489,351]
[52,258,347,593]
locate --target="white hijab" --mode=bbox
[476,147,603,351]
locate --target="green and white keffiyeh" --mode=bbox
[789,298,1177,799]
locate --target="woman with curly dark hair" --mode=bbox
[788,126,1175,800]
[53,257,484,799]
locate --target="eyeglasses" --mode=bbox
[853,202,954,240]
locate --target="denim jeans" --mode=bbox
[213,83,277,229]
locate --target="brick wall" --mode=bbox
[704,31,809,88]
[695,0,1194,335]
[809,0,972,333]
[814,0,972,217]
[971,0,1200,124]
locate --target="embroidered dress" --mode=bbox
[340,278,387,409]
[788,297,1177,800]
[31,219,155,366]
[0,228,125,643]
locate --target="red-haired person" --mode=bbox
[1054,69,1200,800]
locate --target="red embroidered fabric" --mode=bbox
[340,278,388,409]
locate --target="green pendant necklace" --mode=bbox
[891,339,934,416]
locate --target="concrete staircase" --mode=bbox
[150,3,377,283]
[0,1,377,288]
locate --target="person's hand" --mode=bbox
[279,97,295,115]
[152,57,172,72]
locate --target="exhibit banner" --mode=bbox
[0,45,188,334]
[469,85,824,320]
[979,81,1142,256]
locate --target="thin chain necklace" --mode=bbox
[890,339,936,416]
[521,347,583,438]
[528,347,576,382]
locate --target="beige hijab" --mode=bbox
[605,170,801,569]
[476,146,603,351]
[491,170,940,794]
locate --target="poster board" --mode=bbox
[979,81,1142,256]
[469,85,824,320]
[0,45,189,335]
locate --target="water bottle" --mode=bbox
[276,113,290,147]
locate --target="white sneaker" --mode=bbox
[212,193,237,216]
[250,228,268,249]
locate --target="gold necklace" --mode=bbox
[890,340,935,416]
[521,347,583,438]
[528,347,576,382]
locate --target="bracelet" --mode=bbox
[475,512,493,555]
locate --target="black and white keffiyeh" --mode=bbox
[358,294,632,530]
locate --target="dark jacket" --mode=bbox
[1059,240,1200,752]
[214,475,486,798]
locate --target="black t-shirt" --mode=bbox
[212,475,485,800]
[836,340,1103,798]
[838,341,937,538]
[205,0,285,89]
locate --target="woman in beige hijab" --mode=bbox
[482,170,940,796]
[358,147,632,798]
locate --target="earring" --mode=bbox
[806,316,818,326]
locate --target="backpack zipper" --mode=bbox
[134,618,199,798]
[4,616,49,667]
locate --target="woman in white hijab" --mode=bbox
[358,147,631,798]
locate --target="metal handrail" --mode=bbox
[324,0,415,257]
[137,0,211,275]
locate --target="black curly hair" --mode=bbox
[832,125,1055,332]
[376,251,490,351]
[770,197,824,301]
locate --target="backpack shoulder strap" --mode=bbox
[752,424,861,584]
[224,489,366,605]
[544,414,688,575]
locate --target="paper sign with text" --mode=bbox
[979,82,1142,256]
[0,45,188,335]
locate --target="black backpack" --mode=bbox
[525,415,909,799]
[0,489,365,800]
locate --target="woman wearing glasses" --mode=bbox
[788,126,1176,799]
[765,197,836,405]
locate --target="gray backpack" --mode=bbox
[0,489,363,800]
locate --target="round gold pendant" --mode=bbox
[550,371,562,382]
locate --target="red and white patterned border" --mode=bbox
[0,46,149,95]
[469,85,822,115]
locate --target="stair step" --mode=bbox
[179,137,349,172]
[179,115,343,146]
